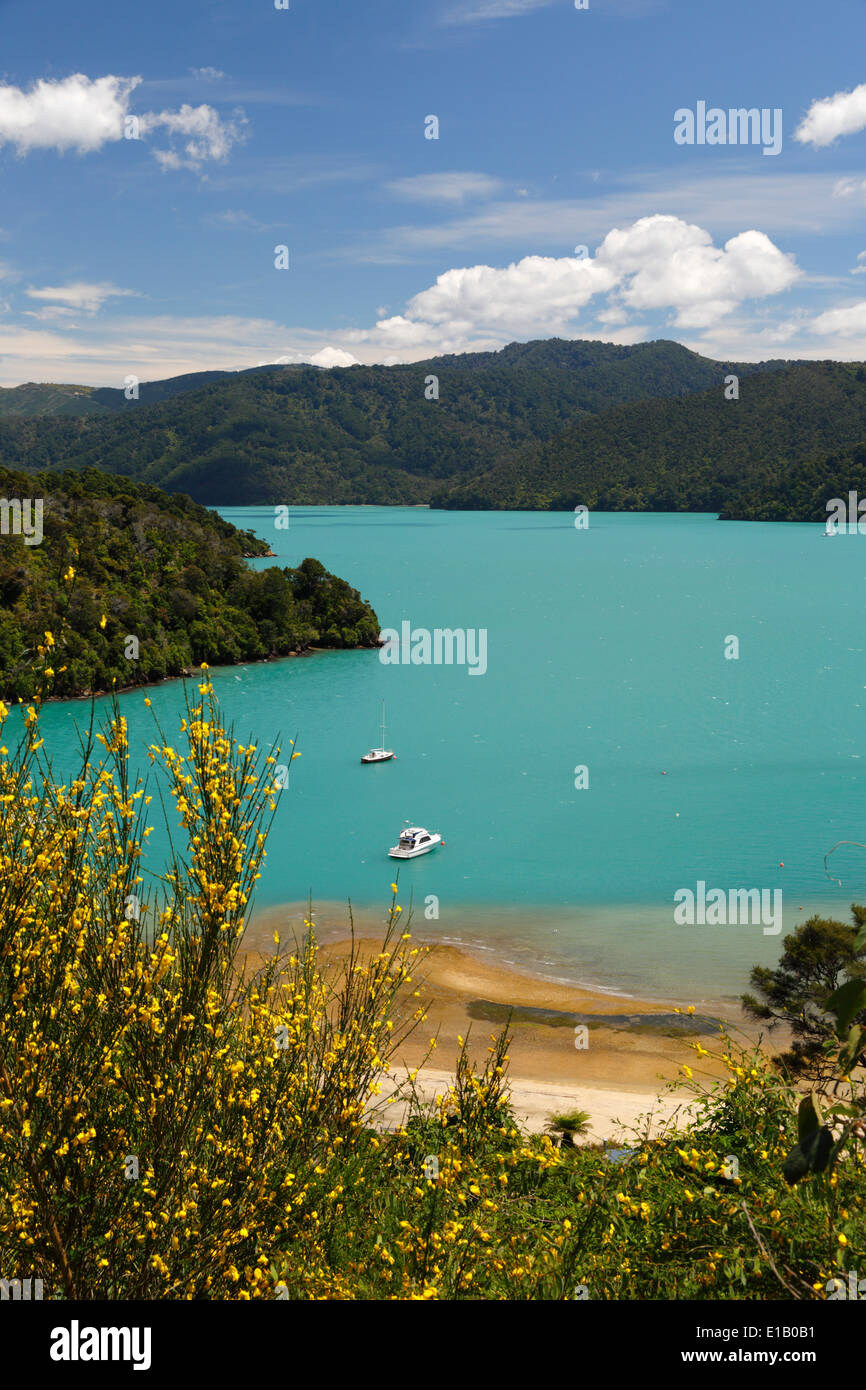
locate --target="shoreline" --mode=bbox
[240,912,771,1137]
[244,898,744,1013]
[17,641,377,706]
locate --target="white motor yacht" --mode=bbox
[388,824,443,859]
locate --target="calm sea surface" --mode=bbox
[27,508,866,1003]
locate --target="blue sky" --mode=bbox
[2,0,866,383]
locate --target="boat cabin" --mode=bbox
[400,827,432,848]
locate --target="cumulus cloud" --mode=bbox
[0,73,243,171]
[795,83,866,147]
[0,74,141,154]
[385,172,504,203]
[265,347,360,368]
[26,282,138,314]
[401,253,615,338]
[596,217,800,328]
[350,215,799,347]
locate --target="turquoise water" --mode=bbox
[22,508,866,1001]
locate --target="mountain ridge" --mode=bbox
[0,337,799,508]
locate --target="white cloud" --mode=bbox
[0,73,243,171]
[0,74,141,154]
[596,217,800,329]
[833,176,866,199]
[265,347,360,368]
[347,172,852,264]
[440,0,659,20]
[440,0,557,23]
[810,301,866,337]
[208,208,284,235]
[140,103,245,170]
[24,305,80,324]
[361,216,799,344]
[25,282,138,314]
[401,253,615,337]
[687,299,866,363]
[190,67,225,81]
[852,252,866,277]
[0,315,296,386]
[596,305,630,325]
[213,209,262,229]
[0,215,810,383]
[795,82,866,147]
[385,172,504,203]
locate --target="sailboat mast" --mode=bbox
[381,699,386,751]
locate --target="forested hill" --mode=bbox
[0,467,380,701]
[432,361,866,517]
[0,370,250,418]
[721,436,866,521]
[0,339,789,505]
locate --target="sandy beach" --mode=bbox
[241,915,762,1142]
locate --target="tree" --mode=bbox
[292,556,327,600]
[741,905,866,1076]
[544,1108,591,1148]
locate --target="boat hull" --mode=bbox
[361,750,395,763]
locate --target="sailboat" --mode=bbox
[361,701,395,763]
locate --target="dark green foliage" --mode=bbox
[437,361,866,515]
[722,438,866,523]
[782,1125,834,1184]
[741,905,866,1076]
[0,339,792,506]
[0,466,380,700]
[782,1095,835,1185]
[5,341,864,520]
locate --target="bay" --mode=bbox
[26,507,866,1002]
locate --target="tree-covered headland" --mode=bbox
[0,466,380,701]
